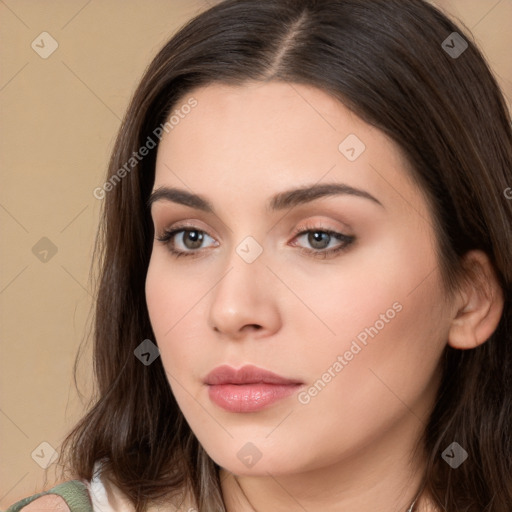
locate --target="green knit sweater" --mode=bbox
[3,480,93,512]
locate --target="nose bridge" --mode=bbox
[207,233,280,336]
[218,231,268,290]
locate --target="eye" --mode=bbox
[290,223,355,259]
[156,227,217,258]
[155,223,355,260]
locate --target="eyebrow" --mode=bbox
[147,182,384,213]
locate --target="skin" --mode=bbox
[145,81,504,512]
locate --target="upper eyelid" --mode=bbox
[159,221,347,234]
[156,213,352,231]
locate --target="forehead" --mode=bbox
[158,81,373,161]
[153,81,426,219]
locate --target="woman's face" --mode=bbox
[145,81,453,477]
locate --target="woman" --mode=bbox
[6,0,511,510]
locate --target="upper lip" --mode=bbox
[204,364,303,386]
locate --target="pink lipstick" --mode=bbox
[204,364,303,413]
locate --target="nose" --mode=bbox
[207,244,282,340]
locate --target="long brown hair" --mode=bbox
[59,0,512,510]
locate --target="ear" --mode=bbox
[448,250,504,350]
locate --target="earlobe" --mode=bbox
[447,250,504,350]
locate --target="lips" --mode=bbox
[204,364,304,413]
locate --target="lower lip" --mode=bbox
[207,383,302,412]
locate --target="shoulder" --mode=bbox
[5,481,92,512]
[5,472,196,512]
[15,494,71,512]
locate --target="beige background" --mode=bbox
[1,0,511,507]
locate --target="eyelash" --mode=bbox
[155,222,355,260]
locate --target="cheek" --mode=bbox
[146,253,201,330]
[145,255,210,376]
[284,280,446,467]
